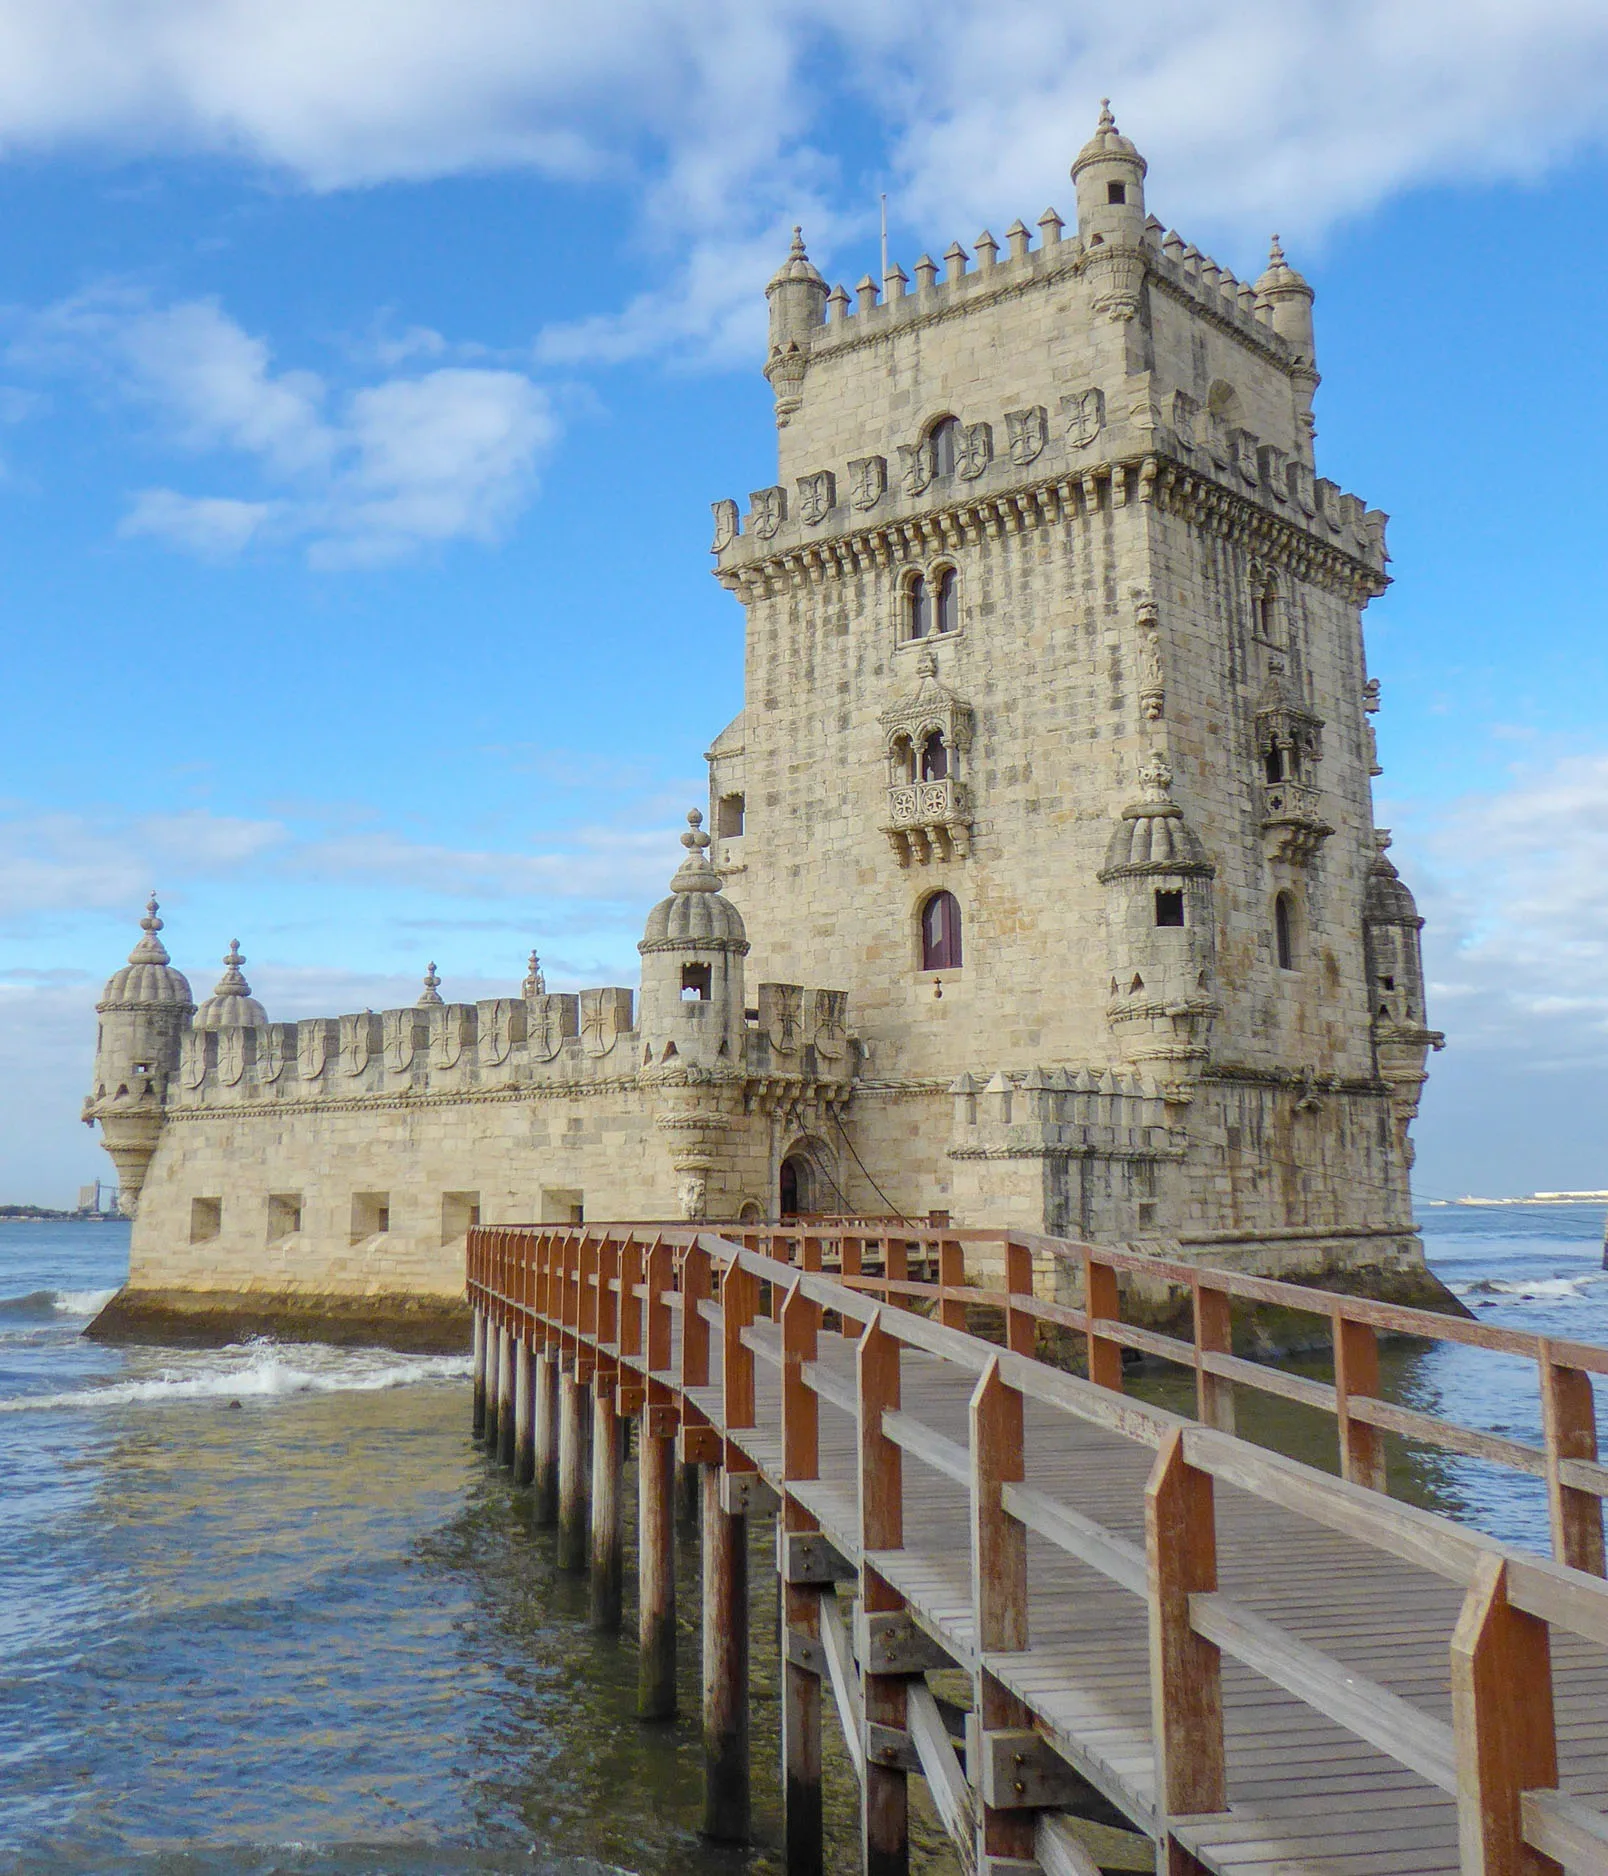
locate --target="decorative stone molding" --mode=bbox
[878,648,975,865]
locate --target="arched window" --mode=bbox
[920,890,963,971]
[930,417,960,480]
[780,1155,810,1217]
[1253,572,1284,647]
[1264,746,1284,783]
[906,573,930,641]
[934,566,958,634]
[1274,892,1297,971]
[890,733,916,784]
[920,730,949,781]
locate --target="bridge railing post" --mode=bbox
[722,1257,758,1433]
[1084,1247,1124,1392]
[780,1278,825,1875]
[858,1312,908,1876]
[1539,1342,1606,1576]
[1333,1305,1386,1492]
[938,1237,967,1332]
[1450,1555,1560,1876]
[1193,1277,1235,1434]
[1146,1426,1225,1869]
[969,1353,1034,1868]
[681,1241,711,1390]
[1004,1236,1035,1359]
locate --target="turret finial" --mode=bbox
[141,893,162,935]
[1098,98,1115,132]
[418,962,443,1006]
[791,225,805,254]
[523,949,546,998]
[681,807,712,854]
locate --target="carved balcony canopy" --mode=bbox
[1254,661,1331,863]
[879,648,975,865]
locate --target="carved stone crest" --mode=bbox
[759,982,803,1054]
[431,1004,472,1070]
[897,439,935,497]
[1005,406,1047,467]
[957,421,992,480]
[258,1026,289,1084]
[1062,388,1105,449]
[849,455,887,511]
[1231,428,1260,483]
[182,1030,208,1090]
[580,987,631,1058]
[384,1009,417,1074]
[1288,460,1317,515]
[710,498,738,553]
[812,989,848,1061]
[527,992,576,1062]
[478,997,523,1068]
[341,1012,375,1076]
[795,470,835,527]
[218,1029,246,1088]
[749,485,786,540]
[297,1020,331,1082]
[1171,391,1199,449]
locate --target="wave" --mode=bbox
[0,1285,117,1322]
[1458,1273,1608,1302]
[0,1337,470,1414]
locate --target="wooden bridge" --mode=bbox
[465,1220,1608,1876]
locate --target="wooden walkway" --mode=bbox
[466,1222,1608,1876]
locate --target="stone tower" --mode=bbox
[83,896,194,1213]
[707,104,1441,1259]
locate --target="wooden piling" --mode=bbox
[471,1307,487,1438]
[497,1324,517,1469]
[701,1464,749,1842]
[483,1320,501,1453]
[859,1318,909,1876]
[638,1415,678,1719]
[557,1369,590,1571]
[590,1385,624,1630]
[781,1280,824,1876]
[532,1348,558,1526]
[513,1335,534,1485]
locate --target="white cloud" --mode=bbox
[28,291,556,563]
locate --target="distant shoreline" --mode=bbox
[1419,1193,1608,1208]
[0,1209,124,1223]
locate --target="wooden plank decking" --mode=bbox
[467,1223,1608,1876]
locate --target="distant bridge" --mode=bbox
[466,1221,1608,1876]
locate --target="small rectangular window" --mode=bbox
[1107,181,1127,205]
[681,962,712,1000]
[441,1191,481,1245]
[716,792,745,838]
[350,1192,390,1244]
[267,1193,303,1242]
[540,1187,585,1225]
[1154,889,1185,927]
[190,1196,222,1244]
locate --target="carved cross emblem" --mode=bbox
[259,1027,287,1083]
[795,470,835,527]
[385,1010,416,1074]
[341,1014,372,1076]
[480,999,516,1066]
[1005,406,1047,466]
[749,485,786,540]
[580,988,621,1057]
[431,1006,466,1070]
[897,439,935,496]
[217,1029,246,1088]
[182,1031,208,1089]
[528,994,566,1062]
[710,498,738,553]
[1062,388,1105,449]
[849,455,887,510]
[957,422,992,480]
[812,989,847,1061]
[298,1022,329,1081]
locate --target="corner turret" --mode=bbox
[1255,236,1320,455]
[638,810,749,1072]
[84,895,194,1213]
[1071,100,1147,250]
[1363,832,1444,1162]
[764,227,828,426]
[193,940,269,1030]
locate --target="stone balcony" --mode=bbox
[883,777,972,865]
[1261,778,1333,865]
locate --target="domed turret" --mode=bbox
[1254,235,1315,363]
[638,810,749,1071]
[1098,755,1219,1070]
[85,895,195,1213]
[1072,100,1147,249]
[764,227,828,427]
[1362,832,1444,1162]
[193,940,269,1030]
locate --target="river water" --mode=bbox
[0,1207,1604,1873]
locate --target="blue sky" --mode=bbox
[2,1,1607,1204]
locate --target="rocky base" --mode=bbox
[84,1287,472,1354]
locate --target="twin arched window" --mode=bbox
[920,890,963,971]
[906,567,958,641]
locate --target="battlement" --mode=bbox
[947,1064,1185,1159]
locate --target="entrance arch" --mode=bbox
[779,1154,811,1217]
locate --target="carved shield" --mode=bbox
[749,485,786,540]
[1062,388,1105,449]
[1289,460,1317,515]
[580,988,626,1058]
[812,989,848,1062]
[795,470,835,526]
[957,422,992,480]
[259,1026,288,1084]
[479,998,519,1067]
[341,1013,373,1076]
[897,440,935,497]
[431,1005,471,1069]
[1005,406,1047,466]
[384,1009,417,1074]
[298,1021,330,1082]
[1231,428,1259,482]
[1171,391,1199,448]
[849,455,887,511]
[760,983,803,1054]
[218,1029,246,1088]
[710,497,738,553]
[182,1030,208,1090]
[527,993,572,1062]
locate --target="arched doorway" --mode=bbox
[779,1154,811,1218]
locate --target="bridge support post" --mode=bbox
[532,1350,558,1524]
[676,1460,701,1529]
[498,1326,517,1468]
[484,1322,501,1454]
[638,1411,678,1719]
[859,1318,909,1876]
[780,1278,825,1876]
[590,1385,624,1630]
[471,1307,487,1438]
[513,1336,534,1484]
[701,1464,750,1842]
[557,1369,590,1571]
